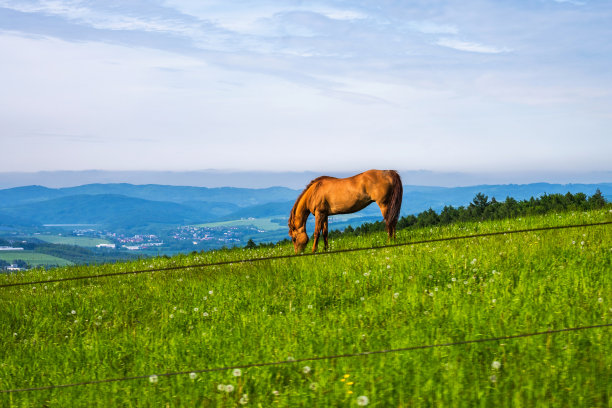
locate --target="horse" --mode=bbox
[288,169,403,253]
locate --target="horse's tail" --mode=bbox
[386,170,403,227]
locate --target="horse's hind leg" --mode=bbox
[323,215,329,250]
[377,202,393,239]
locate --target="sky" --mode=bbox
[1,0,611,176]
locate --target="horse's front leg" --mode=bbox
[312,211,326,252]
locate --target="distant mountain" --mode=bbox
[0,183,299,208]
[0,194,215,228]
[1,169,611,189]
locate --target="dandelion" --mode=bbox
[363,272,370,277]
[393,292,399,299]
[452,277,457,282]
[193,307,199,312]
[492,360,501,370]
[408,275,413,280]
[71,310,76,315]
[309,382,318,390]
[272,390,280,395]
[464,281,468,285]
[217,384,226,392]
[209,290,213,295]
[360,297,365,301]
[357,395,370,406]
[307,304,313,309]
[287,356,295,361]
[149,375,158,383]
[203,312,208,317]
[492,299,496,304]
[434,287,438,292]
[225,384,235,393]
[387,265,391,269]
[348,390,354,394]
[233,369,242,377]
[428,274,433,279]
[490,374,497,383]
[189,372,197,380]
[580,241,585,246]
[169,314,174,319]
[13,333,17,337]
[303,366,311,374]
[239,394,249,405]
[471,258,477,265]
[598,298,603,303]
[355,280,360,284]
[467,290,472,295]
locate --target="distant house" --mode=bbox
[0,246,24,251]
[96,243,116,249]
[6,264,25,271]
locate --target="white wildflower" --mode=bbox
[303,366,311,374]
[233,369,242,377]
[357,395,370,406]
[492,360,501,370]
[149,375,158,383]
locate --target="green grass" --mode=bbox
[0,209,611,407]
[196,217,286,231]
[0,251,73,267]
[33,235,113,248]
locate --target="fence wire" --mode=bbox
[1,323,609,394]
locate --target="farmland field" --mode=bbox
[196,217,286,231]
[0,209,610,407]
[0,251,73,267]
[33,235,113,248]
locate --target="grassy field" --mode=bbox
[33,235,113,248]
[0,209,610,407]
[0,251,73,267]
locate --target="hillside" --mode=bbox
[1,209,610,406]
[0,194,213,228]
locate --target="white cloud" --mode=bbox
[436,37,511,54]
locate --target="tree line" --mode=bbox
[330,190,607,239]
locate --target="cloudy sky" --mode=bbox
[1,0,611,175]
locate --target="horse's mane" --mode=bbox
[288,176,329,232]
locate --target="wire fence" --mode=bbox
[1,221,610,289]
[1,323,609,394]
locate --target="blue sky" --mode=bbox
[1,0,611,175]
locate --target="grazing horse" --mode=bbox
[288,169,403,253]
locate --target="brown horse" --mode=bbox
[288,169,403,253]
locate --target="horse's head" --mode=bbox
[288,225,309,253]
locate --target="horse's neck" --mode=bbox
[293,194,311,228]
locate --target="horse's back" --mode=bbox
[310,170,397,214]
